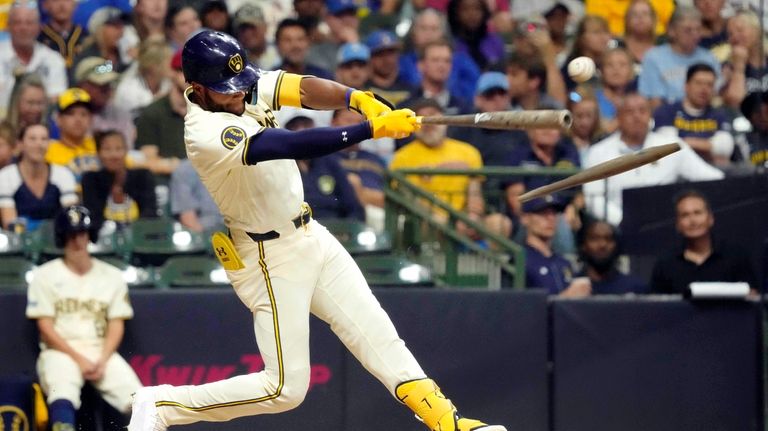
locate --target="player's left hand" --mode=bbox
[370,109,421,139]
[348,90,393,119]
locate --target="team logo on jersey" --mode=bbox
[0,405,30,431]
[318,175,336,195]
[221,126,246,150]
[228,54,244,73]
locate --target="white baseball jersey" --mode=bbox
[26,258,134,346]
[27,258,141,411]
[149,70,426,427]
[185,70,306,233]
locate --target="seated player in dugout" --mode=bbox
[127,30,508,431]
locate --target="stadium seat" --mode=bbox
[354,254,433,287]
[99,257,156,288]
[125,218,207,267]
[155,256,229,288]
[320,218,392,255]
[24,220,119,263]
[0,257,36,290]
[0,230,24,256]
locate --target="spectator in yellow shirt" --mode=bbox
[389,97,511,243]
[46,88,99,181]
[586,0,673,37]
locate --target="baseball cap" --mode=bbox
[57,88,93,112]
[87,7,129,35]
[475,71,509,96]
[326,0,358,15]
[364,30,401,54]
[233,4,265,29]
[74,57,119,85]
[337,42,370,65]
[522,195,566,213]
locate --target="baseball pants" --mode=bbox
[37,342,141,412]
[152,220,426,426]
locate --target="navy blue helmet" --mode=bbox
[182,30,260,94]
[55,205,97,248]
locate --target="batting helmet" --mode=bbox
[182,30,260,94]
[54,205,97,248]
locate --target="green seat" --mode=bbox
[0,257,36,290]
[125,218,207,267]
[24,220,119,263]
[98,257,156,288]
[0,230,24,256]
[155,256,228,288]
[321,218,392,255]
[355,254,433,287]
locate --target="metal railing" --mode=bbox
[384,166,580,289]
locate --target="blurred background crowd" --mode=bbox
[0,0,765,294]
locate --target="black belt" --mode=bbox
[245,211,311,241]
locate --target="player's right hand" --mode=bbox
[369,109,421,139]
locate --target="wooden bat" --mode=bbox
[518,143,682,203]
[418,110,573,130]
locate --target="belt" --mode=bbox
[245,210,311,241]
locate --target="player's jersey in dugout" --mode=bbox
[184,70,305,233]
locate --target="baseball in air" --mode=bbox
[567,56,596,83]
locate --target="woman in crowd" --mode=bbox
[567,89,605,164]
[619,0,659,69]
[6,74,48,133]
[114,37,172,119]
[562,15,614,90]
[120,0,169,61]
[446,0,504,71]
[0,122,16,170]
[0,124,77,231]
[720,10,768,108]
[81,130,157,232]
[73,7,130,79]
[595,47,637,132]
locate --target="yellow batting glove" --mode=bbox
[347,89,392,119]
[370,109,422,139]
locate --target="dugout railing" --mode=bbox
[384,166,580,290]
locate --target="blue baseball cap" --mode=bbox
[364,30,401,54]
[522,195,566,213]
[337,42,370,65]
[475,71,509,95]
[326,0,358,15]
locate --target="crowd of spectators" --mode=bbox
[0,0,765,294]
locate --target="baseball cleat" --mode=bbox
[128,386,168,431]
[396,379,507,431]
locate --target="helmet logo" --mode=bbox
[228,54,244,73]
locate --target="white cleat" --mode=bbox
[128,386,168,431]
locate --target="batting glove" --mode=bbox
[370,109,421,139]
[347,89,393,119]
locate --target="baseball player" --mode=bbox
[26,205,141,431]
[128,31,506,431]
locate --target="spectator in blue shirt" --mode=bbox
[520,195,591,296]
[654,63,734,166]
[284,111,365,221]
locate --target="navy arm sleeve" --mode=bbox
[244,123,372,165]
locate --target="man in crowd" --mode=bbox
[0,2,67,113]
[274,18,332,79]
[47,87,99,180]
[583,93,724,225]
[654,63,734,166]
[365,30,415,107]
[39,0,86,68]
[651,189,758,294]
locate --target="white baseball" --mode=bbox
[567,56,596,83]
